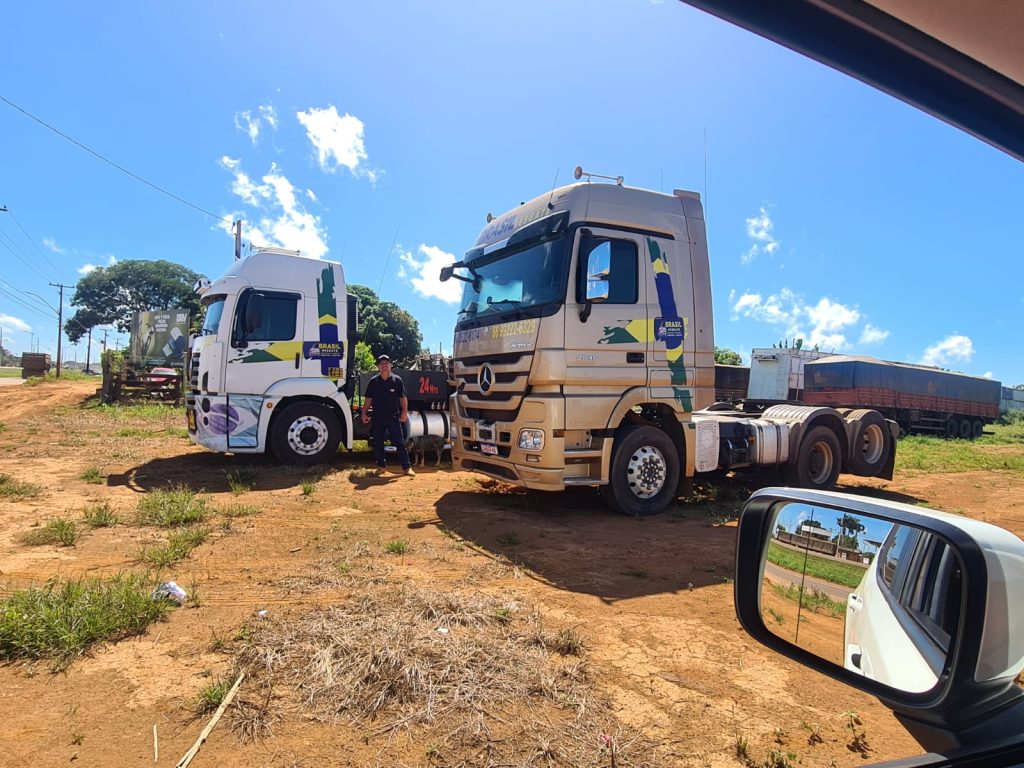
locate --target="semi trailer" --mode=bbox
[440,173,899,516]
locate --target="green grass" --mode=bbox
[0,367,22,378]
[83,502,118,528]
[196,675,235,713]
[897,433,1024,474]
[89,403,182,421]
[116,427,155,438]
[767,542,866,589]
[0,574,169,670]
[79,466,106,484]
[384,539,410,555]
[225,466,258,494]
[138,526,210,566]
[222,503,261,518]
[0,473,42,500]
[300,481,316,497]
[771,582,846,618]
[19,518,81,547]
[496,531,519,547]
[136,486,209,527]
[23,370,91,386]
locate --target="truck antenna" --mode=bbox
[546,168,560,209]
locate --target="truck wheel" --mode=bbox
[945,418,959,438]
[972,419,984,440]
[846,410,889,475]
[604,425,680,517]
[270,402,341,464]
[958,418,973,440]
[788,425,841,490]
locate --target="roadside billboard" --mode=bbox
[130,310,190,366]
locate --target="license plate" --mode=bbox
[187,410,196,431]
[480,442,498,456]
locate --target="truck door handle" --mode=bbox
[295,353,301,369]
[627,352,645,364]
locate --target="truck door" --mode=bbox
[565,227,649,423]
[645,235,696,412]
[225,288,305,398]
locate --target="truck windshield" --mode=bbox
[200,295,226,336]
[456,235,569,323]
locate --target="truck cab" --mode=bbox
[187,248,356,462]
[445,177,897,516]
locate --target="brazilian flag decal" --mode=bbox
[594,239,692,412]
[315,265,342,380]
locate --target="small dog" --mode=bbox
[406,434,450,467]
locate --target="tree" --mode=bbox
[714,346,743,365]
[349,284,423,366]
[354,340,376,372]
[64,260,204,343]
[835,513,866,550]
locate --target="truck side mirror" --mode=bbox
[735,487,1024,751]
[585,278,610,303]
[439,265,454,282]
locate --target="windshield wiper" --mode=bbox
[485,298,522,309]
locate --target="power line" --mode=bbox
[6,208,67,281]
[0,226,58,283]
[0,94,232,223]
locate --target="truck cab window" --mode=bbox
[233,290,299,343]
[578,238,638,304]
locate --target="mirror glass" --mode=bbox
[761,502,962,693]
[586,240,611,280]
[586,278,610,303]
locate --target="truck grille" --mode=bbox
[452,353,531,413]
[189,351,200,389]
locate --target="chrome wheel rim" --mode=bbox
[287,415,328,456]
[625,445,668,499]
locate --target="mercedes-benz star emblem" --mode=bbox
[478,363,494,395]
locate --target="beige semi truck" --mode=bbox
[440,171,897,516]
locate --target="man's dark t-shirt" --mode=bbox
[365,374,405,420]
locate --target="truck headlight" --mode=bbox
[518,429,544,450]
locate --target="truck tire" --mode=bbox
[958,418,973,440]
[270,402,341,464]
[604,425,680,517]
[972,419,984,440]
[945,418,959,438]
[846,409,889,475]
[787,425,842,490]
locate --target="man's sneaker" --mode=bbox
[373,467,387,476]
[403,467,416,477]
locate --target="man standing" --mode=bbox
[361,354,415,476]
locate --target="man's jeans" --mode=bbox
[372,417,411,469]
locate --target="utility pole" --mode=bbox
[49,283,72,378]
[102,328,109,353]
[0,326,4,366]
[234,220,242,260]
[86,329,93,374]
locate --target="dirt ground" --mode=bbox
[1,380,1021,768]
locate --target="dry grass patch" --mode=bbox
[233,583,660,765]
[19,518,81,547]
[0,473,42,500]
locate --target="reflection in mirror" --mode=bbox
[761,502,962,694]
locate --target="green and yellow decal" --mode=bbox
[598,238,692,411]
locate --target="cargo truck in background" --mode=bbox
[803,356,1001,439]
[440,173,898,516]
[186,248,450,461]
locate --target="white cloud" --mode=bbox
[43,237,65,254]
[742,206,780,265]
[234,103,278,146]
[306,188,318,203]
[858,323,890,345]
[78,255,117,275]
[296,105,378,182]
[728,287,861,350]
[219,157,329,259]
[920,334,974,367]
[983,371,994,379]
[0,313,31,333]
[400,245,462,304]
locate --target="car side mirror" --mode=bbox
[735,488,1024,752]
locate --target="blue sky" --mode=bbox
[2,1,1021,383]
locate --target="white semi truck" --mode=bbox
[186,248,450,461]
[440,172,898,516]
